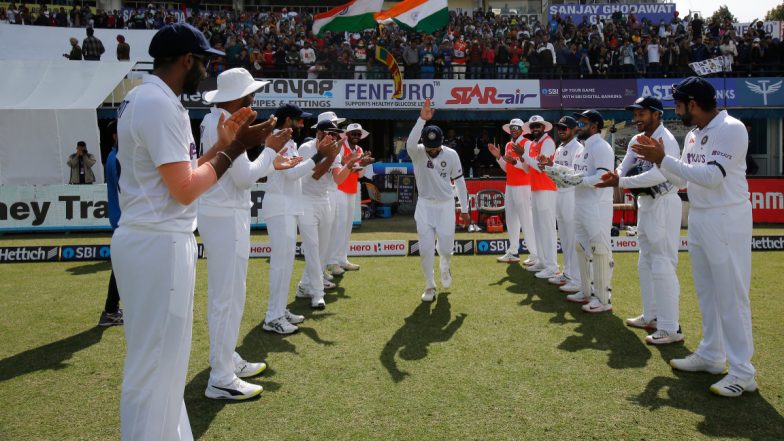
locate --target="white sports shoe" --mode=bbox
[548,273,568,286]
[323,279,337,290]
[310,293,326,310]
[440,268,452,289]
[535,269,558,279]
[710,374,758,397]
[295,284,311,299]
[263,317,298,335]
[205,378,263,400]
[645,328,684,345]
[625,314,657,329]
[341,261,360,271]
[327,264,345,276]
[522,258,537,266]
[526,264,545,272]
[669,353,726,374]
[323,269,334,282]
[497,251,520,263]
[421,288,436,302]
[581,297,612,313]
[565,291,590,303]
[284,309,305,324]
[559,282,581,293]
[234,359,267,378]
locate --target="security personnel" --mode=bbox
[113,23,275,440]
[488,118,538,265]
[407,98,470,302]
[198,68,301,400]
[549,116,582,293]
[597,96,683,344]
[633,77,757,397]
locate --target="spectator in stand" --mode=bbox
[116,35,130,61]
[691,13,704,40]
[720,35,738,66]
[452,36,467,79]
[82,27,105,61]
[299,40,316,71]
[482,41,496,79]
[467,40,482,79]
[751,37,765,74]
[63,37,83,60]
[646,36,662,77]
[354,40,369,79]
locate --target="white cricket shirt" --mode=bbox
[573,133,614,205]
[299,137,342,200]
[406,118,464,202]
[260,132,315,220]
[618,123,679,197]
[554,137,581,193]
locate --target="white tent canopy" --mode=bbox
[0,60,133,185]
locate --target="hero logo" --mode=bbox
[750,192,784,210]
[446,85,536,105]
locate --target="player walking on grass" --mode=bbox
[198,68,302,400]
[632,77,757,397]
[488,118,538,265]
[596,96,684,345]
[407,98,470,302]
[113,23,279,440]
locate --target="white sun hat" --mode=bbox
[203,68,270,104]
[311,111,346,128]
[345,123,369,139]
[522,115,553,132]
[502,118,527,134]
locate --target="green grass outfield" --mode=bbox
[1,219,783,440]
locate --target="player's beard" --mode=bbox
[183,62,203,95]
[577,129,590,141]
[679,107,694,126]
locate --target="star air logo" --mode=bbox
[746,80,783,106]
[701,136,708,145]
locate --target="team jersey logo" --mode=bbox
[441,161,447,167]
[189,142,197,159]
[584,153,589,159]
[563,150,568,156]
[427,160,434,168]
[701,135,709,145]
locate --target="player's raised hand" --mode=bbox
[316,134,341,158]
[358,152,375,167]
[265,128,292,152]
[631,135,666,165]
[272,147,303,170]
[217,107,255,149]
[595,170,620,188]
[420,98,435,121]
[345,150,362,166]
[487,143,501,159]
[503,154,518,165]
[510,142,526,157]
[236,114,277,150]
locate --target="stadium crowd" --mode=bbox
[2,3,782,78]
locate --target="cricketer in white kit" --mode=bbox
[296,119,361,309]
[598,96,683,345]
[550,116,582,293]
[112,22,275,441]
[197,68,303,400]
[633,77,757,397]
[407,99,470,302]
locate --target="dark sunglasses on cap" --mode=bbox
[510,125,522,131]
[576,121,588,128]
[192,53,212,69]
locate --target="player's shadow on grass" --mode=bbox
[380,294,467,383]
[495,264,653,369]
[0,327,106,382]
[66,261,112,275]
[630,372,784,440]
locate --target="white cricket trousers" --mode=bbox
[689,201,755,380]
[532,190,558,273]
[112,226,196,441]
[504,184,538,259]
[575,200,613,303]
[266,214,297,323]
[329,190,356,266]
[415,198,455,290]
[198,206,251,386]
[636,193,682,332]
[556,189,579,284]
[298,196,333,295]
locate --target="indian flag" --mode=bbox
[312,0,383,37]
[375,0,449,34]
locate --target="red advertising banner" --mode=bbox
[749,178,784,223]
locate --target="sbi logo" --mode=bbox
[99,246,111,258]
[62,247,75,259]
[478,241,489,252]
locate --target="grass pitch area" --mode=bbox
[1,219,783,440]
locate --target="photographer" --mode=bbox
[67,141,96,184]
